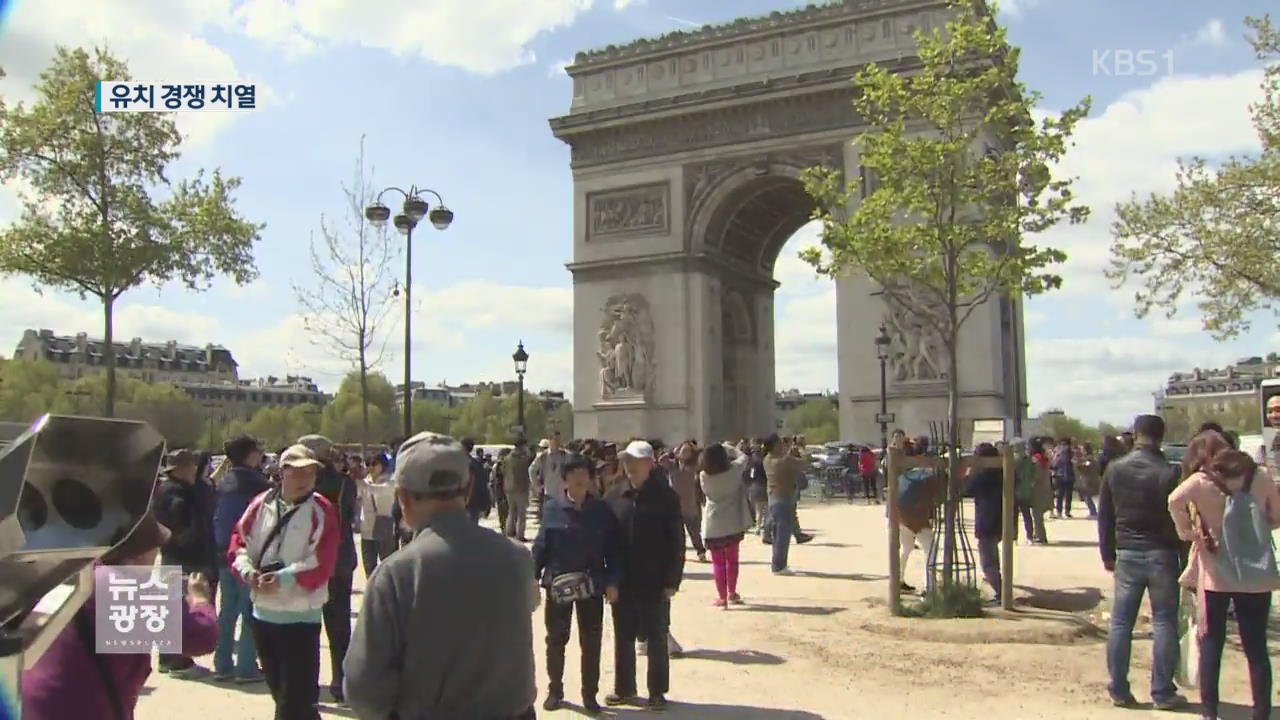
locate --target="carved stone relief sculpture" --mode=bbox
[588,183,669,239]
[597,293,657,399]
[882,287,946,383]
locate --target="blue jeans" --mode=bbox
[215,567,259,677]
[1107,548,1180,703]
[768,501,795,572]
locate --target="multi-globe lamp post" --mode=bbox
[365,187,454,439]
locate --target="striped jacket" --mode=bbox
[228,489,339,623]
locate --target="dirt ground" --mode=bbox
[136,499,1274,719]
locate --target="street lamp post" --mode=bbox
[875,324,892,456]
[365,186,454,440]
[513,341,529,441]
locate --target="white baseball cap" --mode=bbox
[621,440,654,460]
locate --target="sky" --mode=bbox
[0,0,1274,426]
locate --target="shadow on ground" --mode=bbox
[740,603,847,617]
[1043,540,1099,548]
[1015,585,1103,613]
[679,648,785,665]
[610,702,824,719]
[794,570,887,582]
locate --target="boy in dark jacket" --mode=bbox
[963,442,1004,605]
[605,440,685,711]
[532,455,623,715]
[211,435,270,683]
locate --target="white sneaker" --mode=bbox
[773,567,794,576]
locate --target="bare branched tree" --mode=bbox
[292,135,398,452]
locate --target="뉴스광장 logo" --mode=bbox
[95,82,260,112]
[94,565,183,654]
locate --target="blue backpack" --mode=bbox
[1212,472,1280,586]
[897,467,933,509]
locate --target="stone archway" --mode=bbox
[551,0,1027,444]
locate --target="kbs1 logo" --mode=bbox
[1092,50,1175,77]
[95,82,259,112]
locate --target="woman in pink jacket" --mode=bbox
[1168,448,1280,720]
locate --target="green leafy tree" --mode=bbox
[321,371,396,444]
[1108,16,1278,339]
[449,392,550,443]
[784,398,839,444]
[0,47,263,417]
[0,359,67,423]
[293,137,397,450]
[50,373,202,447]
[1162,398,1260,444]
[243,404,323,451]
[547,401,574,440]
[801,0,1090,588]
[411,400,452,435]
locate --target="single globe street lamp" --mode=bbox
[875,324,892,456]
[513,341,529,442]
[365,186,454,439]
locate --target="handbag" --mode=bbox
[1177,587,1200,689]
[550,571,595,604]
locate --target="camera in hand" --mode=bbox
[259,561,285,574]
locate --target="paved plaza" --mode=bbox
[135,499,1271,719]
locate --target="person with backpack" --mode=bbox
[1169,447,1280,720]
[892,436,943,593]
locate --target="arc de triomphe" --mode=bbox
[549,0,1027,445]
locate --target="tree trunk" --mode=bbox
[358,346,370,459]
[941,326,960,586]
[103,295,117,418]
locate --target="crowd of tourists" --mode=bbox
[17,409,1280,720]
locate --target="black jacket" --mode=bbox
[1097,446,1181,564]
[467,456,493,516]
[532,495,624,593]
[213,465,271,558]
[607,468,685,601]
[315,462,358,571]
[963,468,1003,540]
[155,474,213,569]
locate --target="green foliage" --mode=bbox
[320,371,397,444]
[242,403,323,451]
[1161,398,1260,444]
[448,392,561,444]
[0,358,66,423]
[411,400,452,436]
[784,398,839,444]
[1035,411,1119,449]
[0,360,203,447]
[1107,16,1278,340]
[900,582,985,619]
[0,46,263,415]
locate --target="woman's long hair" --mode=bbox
[701,443,730,476]
[1182,430,1232,480]
[1206,448,1257,488]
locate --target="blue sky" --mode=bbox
[0,0,1274,425]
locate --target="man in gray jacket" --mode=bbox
[344,432,538,720]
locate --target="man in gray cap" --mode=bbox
[297,433,359,704]
[344,432,538,720]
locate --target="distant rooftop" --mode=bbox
[20,328,237,367]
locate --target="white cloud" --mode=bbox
[995,0,1040,18]
[613,0,645,10]
[1191,19,1228,48]
[231,0,595,76]
[1031,69,1265,298]
[547,59,572,79]
[774,286,838,393]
